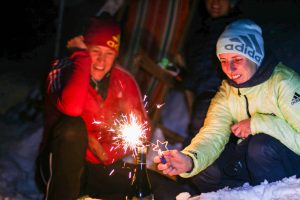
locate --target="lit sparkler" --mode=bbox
[111,112,149,153]
[152,140,168,164]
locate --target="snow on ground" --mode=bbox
[177,176,300,200]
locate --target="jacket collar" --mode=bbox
[227,51,279,88]
[90,68,112,99]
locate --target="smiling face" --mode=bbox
[88,45,117,81]
[205,0,230,18]
[219,53,258,84]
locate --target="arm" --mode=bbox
[251,68,300,154]
[47,36,91,116]
[88,135,108,161]
[179,84,233,178]
[153,83,233,178]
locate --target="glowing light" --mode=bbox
[111,112,149,152]
[128,171,132,179]
[109,169,115,176]
[143,95,149,110]
[156,103,165,109]
[152,140,168,164]
[92,119,102,125]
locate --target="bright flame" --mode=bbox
[111,112,149,152]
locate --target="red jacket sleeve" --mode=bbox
[47,50,91,116]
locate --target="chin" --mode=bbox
[92,75,104,81]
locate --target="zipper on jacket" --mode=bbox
[238,88,251,118]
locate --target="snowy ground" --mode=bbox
[0,42,50,199]
[177,176,300,200]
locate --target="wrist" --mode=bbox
[186,155,194,173]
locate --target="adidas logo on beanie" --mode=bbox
[216,19,264,67]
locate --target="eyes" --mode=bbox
[220,57,243,65]
[89,47,116,58]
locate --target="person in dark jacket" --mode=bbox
[182,0,242,146]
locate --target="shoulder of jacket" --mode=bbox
[113,65,135,80]
[51,57,73,70]
[272,63,297,82]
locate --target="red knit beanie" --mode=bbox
[84,15,120,54]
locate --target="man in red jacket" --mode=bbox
[39,14,193,200]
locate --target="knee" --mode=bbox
[53,115,87,144]
[247,134,280,162]
[191,164,222,185]
[189,165,222,193]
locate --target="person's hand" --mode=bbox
[231,119,251,139]
[153,150,193,176]
[88,135,108,161]
[66,35,87,51]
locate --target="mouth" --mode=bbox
[210,7,221,14]
[93,64,105,71]
[231,74,241,80]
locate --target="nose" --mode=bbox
[96,53,105,63]
[223,61,236,74]
[228,61,236,73]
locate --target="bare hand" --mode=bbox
[66,35,87,50]
[231,119,251,139]
[88,135,108,161]
[153,150,193,176]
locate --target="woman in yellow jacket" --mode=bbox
[154,19,300,193]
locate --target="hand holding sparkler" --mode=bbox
[153,149,194,176]
[152,140,168,164]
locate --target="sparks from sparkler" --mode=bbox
[94,95,167,178]
[92,119,102,125]
[143,95,165,112]
[109,169,115,176]
[156,103,165,109]
[111,112,149,153]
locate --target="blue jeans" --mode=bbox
[189,134,300,193]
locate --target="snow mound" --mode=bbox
[176,176,300,200]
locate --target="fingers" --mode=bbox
[66,35,87,50]
[154,151,177,175]
[232,127,246,139]
[231,119,252,139]
[157,162,178,175]
[153,155,161,163]
[231,124,241,137]
[231,125,248,138]
[153,150,187,175]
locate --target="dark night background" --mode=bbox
[0,0,300,199]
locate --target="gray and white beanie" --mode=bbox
[216,19,264,67]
